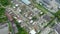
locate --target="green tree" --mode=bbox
[14,19,28,34]
[0,0,11,6]
[0,7,7,23]
[55,10,60,21]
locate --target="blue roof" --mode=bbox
[22,0,31,5]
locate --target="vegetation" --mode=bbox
[32,0,56,34]
[8,22,12,32]
[0,0,11,23]
[55,10,60,21]
[34,4,47,13]
[32,0,54,15]
[0,0,11,6]
[48,31,53,34]
[14,19,28,34]
[38,17,55,34]
[32,16,38,21]
[44,17,55,28]
[0,7,7,23]
[49,20,56,28]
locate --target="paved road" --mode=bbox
[0,26,8,34]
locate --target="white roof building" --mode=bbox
[15,4,19,7]
[17,20,22,23]
[30,20,33,23]
[28,17,32,19]
[29,29,36,34]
